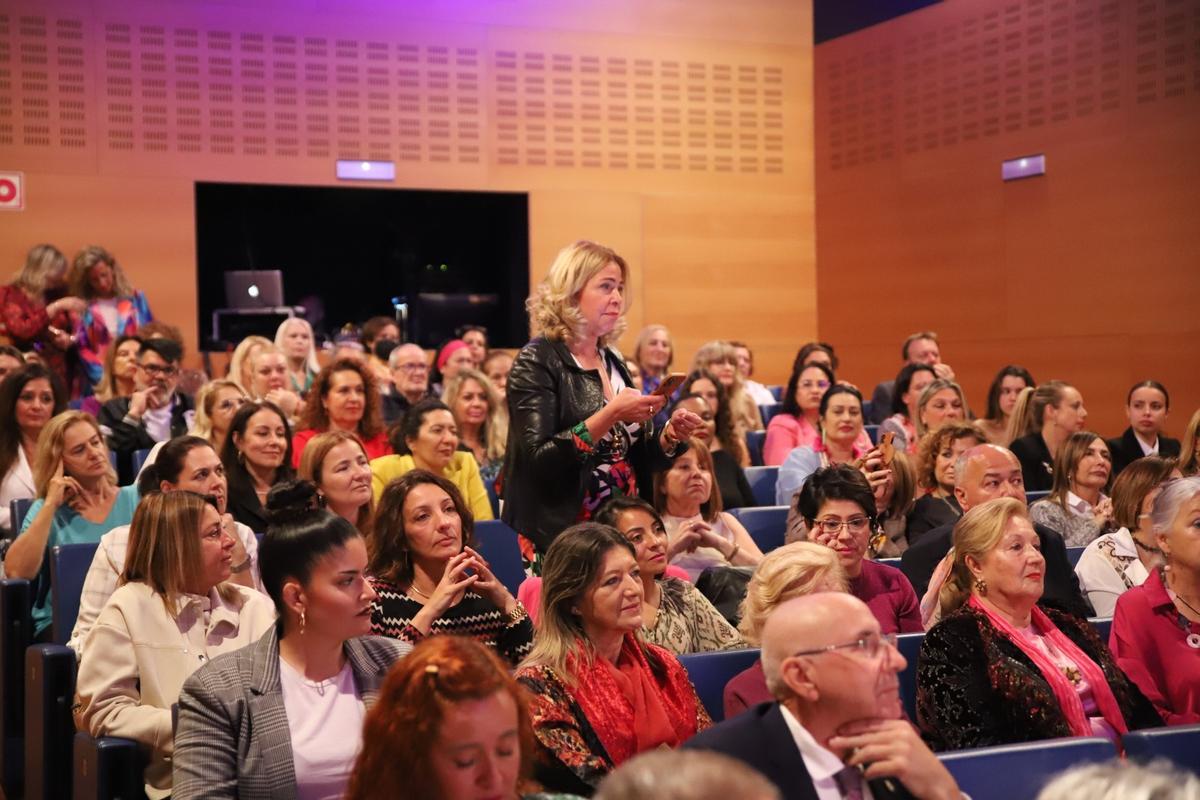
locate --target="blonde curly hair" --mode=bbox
[527,240,629,347]
[737,542,846,645]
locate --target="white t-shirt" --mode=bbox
[93,298,119,335]
[278,657,366,800]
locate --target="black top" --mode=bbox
[868,379,895,425]
[905,493,961,545]
[225,478,269,534]
[711,448,753,510]
[1009,433,1055,493]
[1106,427,1182,478]
[900,520,1094,618]
[97,392,195,484]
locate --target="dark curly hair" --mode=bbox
[368,469,476,586]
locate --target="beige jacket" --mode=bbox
[74,581,277,799]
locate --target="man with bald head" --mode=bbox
[686,593,961,800]
[900,444,1092,617]
[382,342,434,423]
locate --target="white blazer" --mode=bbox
[0,446,36,535]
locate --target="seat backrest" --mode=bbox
[938,736,1117,800]
[1123,723,1200,773]
[50,543,99,646]
[896,632,923,722]
[677,648,760,723]
[728,506,788,554]
[864,424,880,445]
[1087,617,1112,642]
[742,466,778,508]
[0,578,33,796]
[1026,490,1050,503]
[745,431,766,467]
[130,448,152,477]
[758,403,783,425]
[473,520,526,597]
[767,385,782,402]
[9,499,33,536]
[1066,546,1085,567]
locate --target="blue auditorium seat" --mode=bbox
[25,643,76,800]
[1124,723,1200,773]
[938,736,1117,800]
[767,385,782,401]
[130,448,152,478]
[864,424,880,445]
[0,578,32,796]
[1066,546,1084,567]
[1088,617,1112,642]
[758,402,783,425]
[677,648,760,723]
[9,498,33,535]
[51,543,98,645]
[73,732,147,800]
[728,506,788,554]
[742,466,778,508]
[1026,490,1050,503]
[473,520,526,597]
[745,430,766,467]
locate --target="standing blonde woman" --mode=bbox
[274,317,321,396]
[692,340,763,435]
[190,379,249,453]
[501,240,703,569]
[69,246,153,387]
[442,367,507,485]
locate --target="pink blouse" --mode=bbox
[763,413,874,466]
[1017,623,1118,743]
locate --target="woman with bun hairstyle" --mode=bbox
[173,480,409,800]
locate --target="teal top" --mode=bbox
[19,483,140,636]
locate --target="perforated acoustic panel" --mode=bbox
[820,0,1200,171]
[0,12,787,175]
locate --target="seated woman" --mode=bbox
[1075,457,1175,617]
[879,363,936,454]
[918,498,1160,751]
[776,384,876,506]
[913,379,968,442]
[672,391,753,509]
[0,364,66,535]
[1008,381,1089,493]
[596,495,745,655]
[633,324,674,397]
[1110,476,1200,724]
[3,410,139,640]
[458,324,489,368]
[683,369,750,468]
[74,492,275,799]
[173,481,407,800]
[430,339,475,395]
[482,350,514,400]
[692,340,762,435]
[226,335,272,394]
[370,397,492,520]
[723,542,847,718]
[190,379,248,453]
[368,470,532,664]
[978,365,1035,446]
[442,367,507,486]
[874,450,916,557]
[274,317,321,397]
[345,635,541,800]
[764,362,873,466]
[1030,432,1117,548]
[361,315,401,388]
[796,465,922,634]
[907,422,986,543]
[1180,409,1200,477]
[291,357,391,467]
[78,334,140,417]
[298,430,374,532]
[655,440,763,581]
[248,343,304,421]
[221,400,295,532]
[1107,381,1181,477]
[69,245,153,388]
[515,523,711,794]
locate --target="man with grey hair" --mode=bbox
[381,342,433,424]
[899,444,1092,617]
[685,593,961,800]
[596,749,781,800]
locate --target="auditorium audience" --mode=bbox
[1110,476,1200,724]
[672,393,753,509]
[190,379,248,453]
[0,364,66,535]
[1107,380,1180,477]
[775,384,874,505]
[682,370,749,468]
[368,470,532,663]
[274,317,321,396]
[221,400,295,532]
[361,315,401,386]
[867,331,955,425]
[878,362,936,453]
[298,430,374,532]
[655,441,763,580]
[482,349,515,400]
[0,244,85,395]
[247,343,304,420]
[687,593,961,800]
[344,635,541,800]
[226,334,271,394]
[723,542,847,718]
[98,338,195,462]
[764,362,873,466]
[596,750,781,800]
[515,523,710,795]
[458,324,489,367]
[1075,456,1175,617]
[597,495,745,654]
[978,365,1035,445]
[913,378,967,440]
[502,241,700,568]
[370,397,492,520]
[3,411,139,639]
[382,342,434,423]
[70,435,262,653]
[443,367,508,485]
[918,498,1160,750]
[70,245,153,387]
[291,357,390,467]
[75,491,275,800]
[431,338,475,394]
[1008,381,1089,492]
[634,323,674,396]
[1181,409,1200,477]
[1029,432,1116,547]
[80,333,138,414]
[731,341,777,407]
[692,340,763,434]
[874,450,917,557]
[907,421,985,542]
[900,444,1093,619]
[792,341,837,374]
[173,481,408,800]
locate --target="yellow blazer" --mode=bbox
[369,451,494,521]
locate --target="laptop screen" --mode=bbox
[223,270,284,309]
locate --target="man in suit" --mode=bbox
[900,444,1093,617]
[1107,381,1181,477]
[866,332,955,425]
[685,593,961,800]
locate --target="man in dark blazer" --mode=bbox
[685,593,962,800]
[1106,382,1180,477]
[900,444,1093,617]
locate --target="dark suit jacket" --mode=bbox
[97,393,195,453]
[684,702,917,800]
[900,521,1094,618]
[868,380,895,425]
[1106,428,1181,478]
[1009,433,1055,493]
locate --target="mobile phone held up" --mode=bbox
[652,372,687,398]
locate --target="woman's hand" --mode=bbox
[858,448,893,502]
[47,296,86,318]
[265,389,301,418]
[462,547,516,612]
[45,462,83,512]
[423,550,480,616]
[609,388,665,425]
[667,519,728,559]
[664,407,704,443]
[1093,496,1114,527]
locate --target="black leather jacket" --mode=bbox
[501,337,676,553]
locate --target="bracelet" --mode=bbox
[726,544,740,562]
[505,600,528,626]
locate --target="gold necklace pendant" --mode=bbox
[1062,666,1082,686]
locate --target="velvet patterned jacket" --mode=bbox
[917,603,1162,752]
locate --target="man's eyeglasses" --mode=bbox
[140,363,179,378]
[812,516,871,539]
[394,363,429,373]
[791,632,898,660]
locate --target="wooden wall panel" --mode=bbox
[815,0,1200,436]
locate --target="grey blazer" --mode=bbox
[172,627,408,800]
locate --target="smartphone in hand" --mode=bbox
[652,372,687,398]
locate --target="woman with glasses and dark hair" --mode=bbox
[795,465,922,634]
[764,361,872,467]
[978,365,1035,446]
